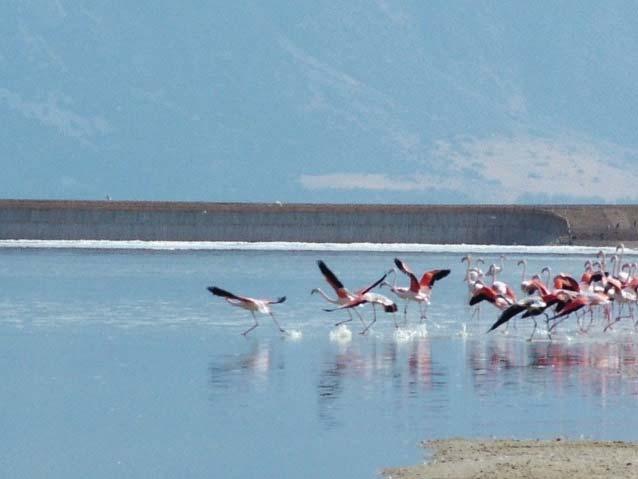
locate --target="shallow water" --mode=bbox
[1,246,638,478]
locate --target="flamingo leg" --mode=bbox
[583,307,595,332]
[360,305,377,335]
[576,311,583,331]
[353,307,368,327]
[269,312,286,333]
[335,309,354,327]
[548,314,571,335]
[471,304,481,321]
[419,302,428,322]
[605,313,631,332]
[242,311,259,336]
[544,314,552,341]
[527,317,538,342]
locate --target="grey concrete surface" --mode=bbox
[0,200,633,245]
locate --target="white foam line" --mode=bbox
[0,239,633,256]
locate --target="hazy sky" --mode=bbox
[2,1,638,203]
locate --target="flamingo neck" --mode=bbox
[313,288,338,304]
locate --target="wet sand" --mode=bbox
[383,438,638,479]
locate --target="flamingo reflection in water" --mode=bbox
[468,338,638,398]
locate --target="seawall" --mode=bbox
[0,200,636,245]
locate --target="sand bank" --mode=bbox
[383,438,638,479]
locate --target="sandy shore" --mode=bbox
[383,438,638,479]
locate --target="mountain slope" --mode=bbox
[2,1,637,203]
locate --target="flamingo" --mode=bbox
[461,255,485,279]
[419,267,451,296]
[518,259,529,291]
[581,260,604,287]
[381,271,430,322]
[616,243,627,281]
[522,275,550,296]
[552,273,581,292]
[323,270,398,334]
[487,296,549,340]
[386,258,449,322]
[485,255,506,282]
[602,277,637,330]
[547,295,590,328]
[487,288,577,340]
[596,250,609,276]
[518,260,551,296]
[547,291,611,333]
[469,284,514,311]
[463,256,485,319]
[207,286,286,336]
[311,260,367,327]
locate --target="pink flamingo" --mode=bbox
[311,260,367,327]
[383,258,431,322]
[323,270,398,334]
[207,286,286,336]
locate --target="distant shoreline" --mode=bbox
[0,199,636,246]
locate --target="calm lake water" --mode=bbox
[2,244,638,478]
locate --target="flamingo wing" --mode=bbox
[605,276,623,293]
[469,286,498,306]
[317,260,346,293]
[323,297,366,312]
[357,271,390,295]
[488,303,526,332]
[554,274,580,292]
[419,269,451,288]
[581,271,601,284]
[267,296,286,304]
[549,297,587,320]
[207,286,250,302]
[394,258,420,292]
[525,279,549,296]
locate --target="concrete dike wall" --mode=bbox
[0,200,580,245]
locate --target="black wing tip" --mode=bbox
[317,259,331,275]
[317,260,345,289]
[384,303,398,313]
[438,269,451,279]
[486,320,504,333]
[394,258,403,268]
[276,296,286,304]
[208,286,235,299]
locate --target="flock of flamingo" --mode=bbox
[208,244,638,339]
[207,258,449,336]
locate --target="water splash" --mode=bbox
[329,324,352,343]
[459,322,469,338]
[393,324,428,342]
[285,329,303,341]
